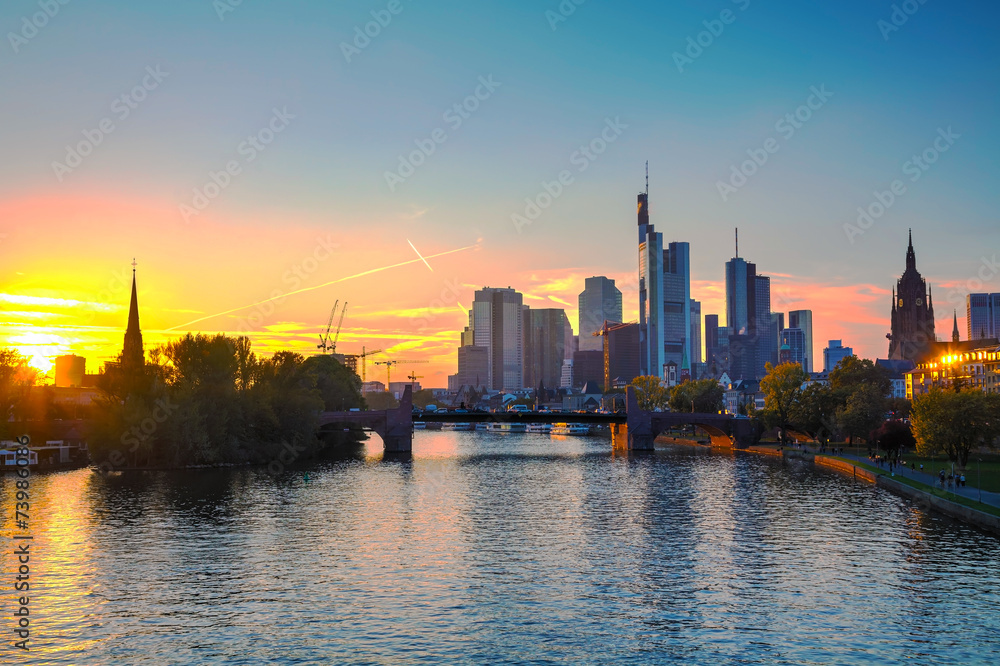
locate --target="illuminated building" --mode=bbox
[823,340,853,372]
[903,340,1000,399]
[788,310,814,373]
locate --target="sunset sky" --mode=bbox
[2,0,999,386]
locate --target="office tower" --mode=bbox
[560,359,573,388]
[780,328,806,370]
[824,339,853,372]
[754,275,776,377]
[578,276,622,351]
[662,241,692,374]
[725,236,757,380]
[704,314,719,370]
[968,293,1000,340]
[725,255,756,338]
[689,299,702,373]
[603,322,642,389]
[787,309,814,373]
[638,189,664,377]
[524,308,570,389]
[572,350,603,389]
[471,287,524,390]
[888,230,936,362]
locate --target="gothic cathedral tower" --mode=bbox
[887,231,935,362]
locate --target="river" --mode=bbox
[3,430,999,664]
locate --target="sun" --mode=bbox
[10,331,71,378]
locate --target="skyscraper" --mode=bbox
[968,293,1000,340]
[725,242,757,380]
[689,299,702,366]
[524,308,570,389]
[888,230,936,363]
[662,241,692,373]
[780,327,806,370]
[472,287,524,390]
[704,313,720,373]
[725,255,756,338]
[637,189,664,377]
[754,274,775,377]
[824,339,853,372]
[578,276,622,351]
[787,310,814,373]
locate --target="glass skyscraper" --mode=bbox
[472,287,524,390]
[578,276,622,351]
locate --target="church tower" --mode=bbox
[887,230,936,362]
[122,259,144,370]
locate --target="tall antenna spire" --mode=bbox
[735,228,739,258]
[645,161,648,197]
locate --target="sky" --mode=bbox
[1,0,999,386]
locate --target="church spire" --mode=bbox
[952,310,960,343]
[905,228,916,272]
[122,259,144,370]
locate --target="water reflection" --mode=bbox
[2,432,999,664]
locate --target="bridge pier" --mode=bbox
[624,386,655,451]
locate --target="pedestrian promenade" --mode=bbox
[819,448,1000,510]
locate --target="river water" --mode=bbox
[3,431,999,664]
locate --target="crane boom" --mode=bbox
[331,302,347,353]
[318,300,339,352]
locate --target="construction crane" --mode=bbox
[373,359,428,387]
[407,370,424,386]
[593,320,639,392]
[317,300,339,353]
[343,346,382,382]
[330,302,347,353]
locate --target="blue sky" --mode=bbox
[2,0,998,380]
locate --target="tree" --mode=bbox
[911,388,1000,469]
[759,361,807,441]
[301,354,364,411]
[790,383,839,443]
[668,378,725,413]
[630,375,669,411]
[829,355,892,398]
[0,349,37,438]
[365,391,399,411]
[871,420,915,462]
[836,383,886,445]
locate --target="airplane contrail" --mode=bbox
[407,239,434,272]
[166,243,476,332]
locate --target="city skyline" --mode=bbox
[2,1,999,387]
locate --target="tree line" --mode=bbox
[88,334,366,468]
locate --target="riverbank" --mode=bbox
[814,454,1000,533]
[656,437,1000,536]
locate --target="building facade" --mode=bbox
[662,241,692,373]
[638,191,664,378]
[578,276,622,351]
[823,340,853,372]
[779,328,806,370]
[471,287,524,390]
[787,310,814,373]
[524,308,570,389]
[968,293,1000,341]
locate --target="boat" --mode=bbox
[526,423,552,433]
[487,423,527,433]
[424,422,443,431]
[551,423,590,436]
[443,422,474,431]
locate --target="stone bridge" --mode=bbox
[317,385,756,453]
